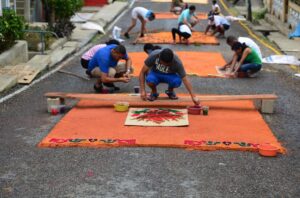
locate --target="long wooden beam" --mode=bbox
[45,92,277,102]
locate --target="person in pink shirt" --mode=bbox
[81,39,120,69]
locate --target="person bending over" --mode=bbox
[172,24,192,45]
[177,5,199,32]
[123,7,155,39]
[224,42,262,78]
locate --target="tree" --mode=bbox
[41,0,83,37]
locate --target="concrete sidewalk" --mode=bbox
[233,1,300,59]
[0,1,130,94]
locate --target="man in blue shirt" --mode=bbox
[177,5,199,31]
[87,44,133,92]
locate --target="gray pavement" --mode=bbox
[0,0,300,197]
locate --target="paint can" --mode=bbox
[114,102,129,112]
[134,86,140,93]
[47,97,64,113]
[187,105,202,115]
[50,105,60,115]
[202,106,209,116]
[49,105,66,115]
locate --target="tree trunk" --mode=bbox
[247,0,253,22]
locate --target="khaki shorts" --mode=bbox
[91,62,134,78]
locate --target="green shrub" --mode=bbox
[253,8,268,21]
[45,0,84,37]
[0,8,26,53]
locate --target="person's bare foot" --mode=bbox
[172,40,176,45]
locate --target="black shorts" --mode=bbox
[223,24,230,30]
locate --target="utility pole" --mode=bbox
[247,0,252,22]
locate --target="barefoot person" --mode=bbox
[171,24,192,45]
[87,44,133,92]
[123,7,155,39]
[139,48,200,105]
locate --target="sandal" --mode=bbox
[147,93,159,101]
[165,90,178,100]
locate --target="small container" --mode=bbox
[134,86,140,93]
[187,105,202,115]
[50,105,60,115]
[258,144,278,157]
[202,106,209,116]
[114,102,129,112]
[49,105,66,115]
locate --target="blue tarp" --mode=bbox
[289,23,300,39]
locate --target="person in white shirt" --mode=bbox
[171,24,192,45]
[219,35,263,72]
[207,15,230,37]
[123,7,155,39]
[226,36,262,60]
[212,0,221,15]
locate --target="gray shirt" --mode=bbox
[144,50,186,78]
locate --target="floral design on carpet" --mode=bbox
[125,108,189,126]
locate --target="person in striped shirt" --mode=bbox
[81,39,120,69]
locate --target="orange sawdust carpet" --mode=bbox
[135,32,219,45]
[38,99,285,154]
[155,12,207,20]
[128,51,226,77]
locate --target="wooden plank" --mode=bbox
[0,65,39,84]
[45,92,278,102]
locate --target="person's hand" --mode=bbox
[192,96,200,105]
[120,77,130,83]
[224,72,237,78]
[123,73,131,78]
[191,27,196,32]
[140,90,147,100]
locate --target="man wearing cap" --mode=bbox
[206,15,230,37]
[87,44,133,93]
[139,48,200,105]
[124,7,156,39]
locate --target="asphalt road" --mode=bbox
[0,1,299,197]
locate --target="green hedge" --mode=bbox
[0,9,26,53]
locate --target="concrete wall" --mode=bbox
[288,1,300,29]
[0,40,28,67]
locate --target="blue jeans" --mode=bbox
[146,71,182,88]
[239,63,262,73]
